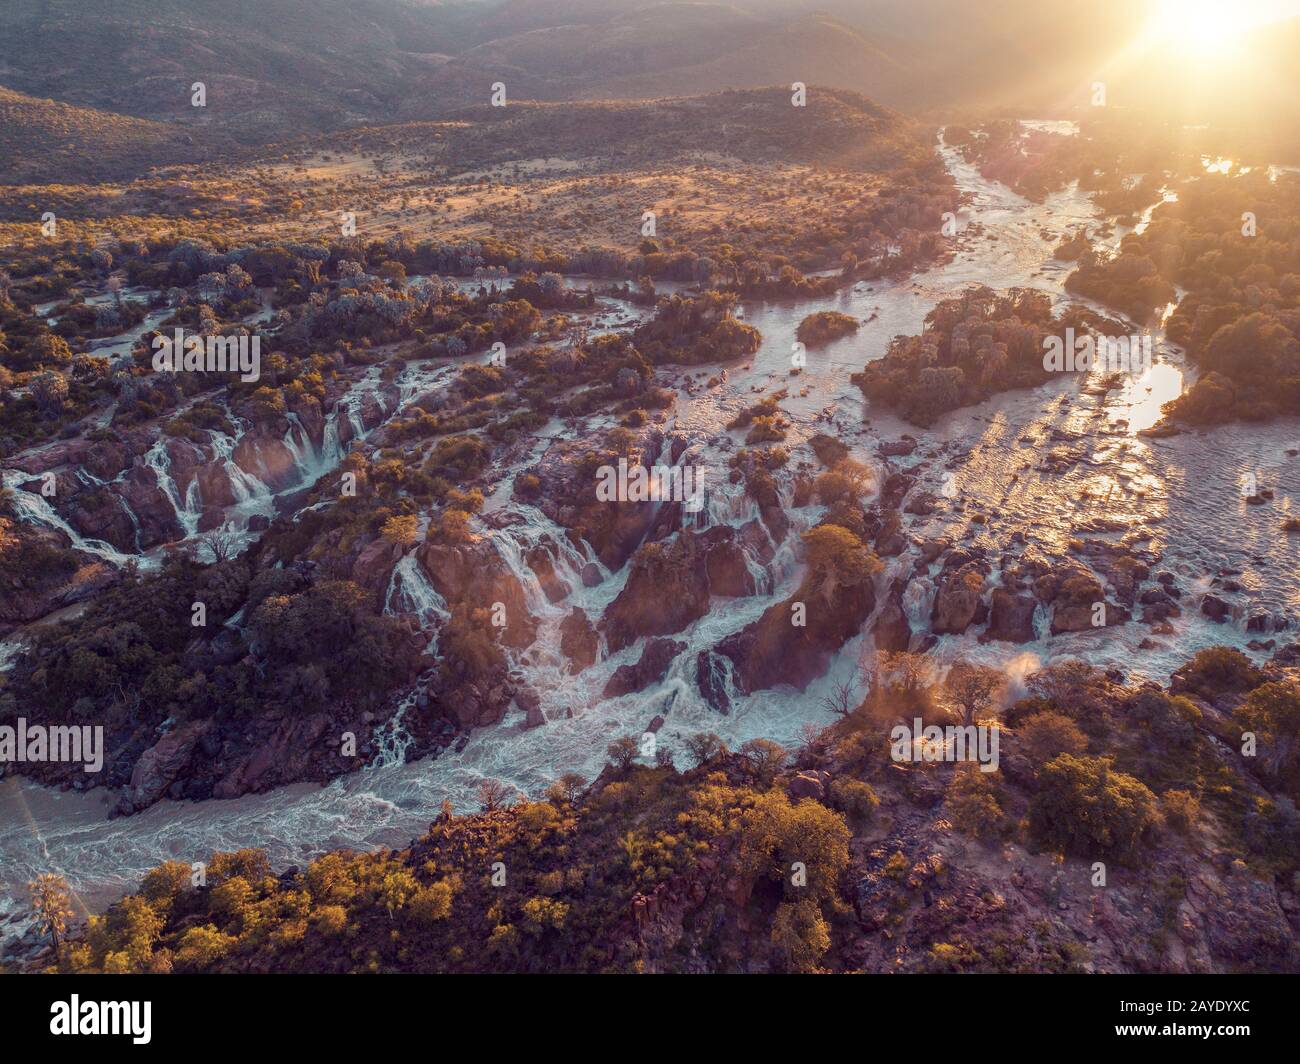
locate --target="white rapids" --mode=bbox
[3,126,1298,937]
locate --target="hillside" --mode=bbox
[424,88,931,172]
[397,6,921,115]
[0,0,1193,140]
[0,87,219,184]
[0,0,469,139]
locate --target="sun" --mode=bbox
[1151,0,1248,56]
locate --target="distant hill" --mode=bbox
[0,0,1145,135]
[396,5,920,116]
[0,0,476,141]
[311,85,932,181]
[0,87,218,184]
[0,0,1295,152]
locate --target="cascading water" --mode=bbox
[144,438,202,539]
[0,469,134,566]
[6,127,1300,942]
[385,554,449,641]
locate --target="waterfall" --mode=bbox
[385,553,449,651]
[145,439,201,539]
[370,687,419,769]
[1,469,133,565]
[0,638,25,673]
[281,412,322,483]
[208,430,269,506]
[903,576,936,629]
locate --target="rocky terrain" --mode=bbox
[2,87,1298,976]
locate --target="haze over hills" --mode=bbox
[394,3,924,116]
[4,0,1296,150]
[0,0,471,139]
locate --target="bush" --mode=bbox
[1029,755,1158,863]
[174,925,236,971]
[1017,711,1088,764]
[796,311,860,347]
[828,778,880,821]
[736,789,850,904]
[408,880,456,926]
[1235,681,1300,784]
[770,899,830,972]
[946,763,1004,839]
[1161,789,1201,833]
[1175,646,1263,696]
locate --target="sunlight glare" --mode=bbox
[1152,0,1248,56]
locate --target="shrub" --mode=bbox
[770,899,831,972]
[1161,789,1201,833]
[1176,646,1263,696]
[829,778,880,821]
[796,311,860,347]
[408,880,456,926]
[1029,755,1158,862]
[946,763,1004,839]
[736,789,851,904]
[801,523,882,601]
[1235,681,1300,783]
[174,925,236,971]
[380,513,419,547]
[1017,711,1088,763]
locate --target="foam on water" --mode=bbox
[4,129,1298,932]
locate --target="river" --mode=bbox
[3,126,1297,940]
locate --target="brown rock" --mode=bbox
[603,638,686,698]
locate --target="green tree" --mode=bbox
[1236,681,1300,782]
[1029,755,1158,862]
[801,524,881,601]
[770,899,830,973]
[1018,711,1088,763]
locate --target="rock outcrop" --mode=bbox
[600,528,753,653]
[603,638,686,698]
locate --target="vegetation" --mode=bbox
[796,311,860,347]
[852,286,1125,425]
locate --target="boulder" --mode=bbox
[872,580,913,652]
[417,537,538,650]
[931,562,987,635]
[525,541,572,604]
[62,484,138,551]
[695,650,733,714]
[600,528,752,652]
[116,720,210,814]
[788,771,828,800]
[603,638,686,698]
[714,578,876,697]
[982,588,1037,643]
[116,466,184,547]
[1201,595,1232,623]
[352,537,404,602]
[233,430,301,493]
[560,608,599,673]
